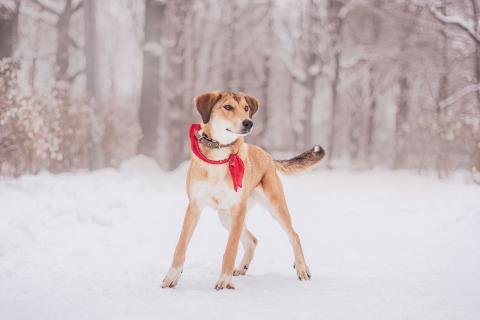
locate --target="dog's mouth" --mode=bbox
[226,128,252,136]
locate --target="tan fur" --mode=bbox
[162,92,324,290]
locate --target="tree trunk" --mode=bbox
[301,0,323,151]
[365,4,381,165]
[394,73,409,168]
[470,0,480,176]
[0,1,19,59]
[287,80,300,151]
[222,1,237,91]
[435,0,450,177]
[471,0,480,109]
[326,0,343,165]
[303,81,314,149]
[365,65,377,162]
[258,0,273,145]
[393,4,419,169]
[327,50,340,164]
[55,0,73,82]
[137,0,166,156]
[348,89,361,161]
[84,0,103,168]
[163,1,192,170]
[84,0,98,100]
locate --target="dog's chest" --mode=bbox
[189,165,241,210]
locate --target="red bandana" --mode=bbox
[189,124,244,192]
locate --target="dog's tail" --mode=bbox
[274,145,325,176]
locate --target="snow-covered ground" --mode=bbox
[1,156,479,320]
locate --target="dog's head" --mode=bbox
[194,91,259,144]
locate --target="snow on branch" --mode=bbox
[429,5,480,44]
[279,52,307,84]
[338,0,364,20]
[71,0,83,14]
[143,42,164,57]
[67,68,85,82]
[0,0,17,13]
[30,0,60,16]
[439,84,480,109]
[68,36,81,49]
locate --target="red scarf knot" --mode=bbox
[189,124,244,192]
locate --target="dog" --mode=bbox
[162,91,325,290]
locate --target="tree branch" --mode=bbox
[279,52,307,85]
[71,0,83,14]
[429,5,480,44]
[30,0,60,16]
[439,83,480,109]
[68,36,81,49]
[67,68,85,82]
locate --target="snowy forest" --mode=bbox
[1,0,480,180]
[2,1,480,317]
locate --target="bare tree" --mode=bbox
[434,1,451,176]
[221,1,238,91]
[364,1,382,164]
[327,0,346,164]
[137,0,166,157]
[257,0,274,145]
[429,0,480,176]
[473,0,480,107]
[83,0,97,100]
[301,0,324,150]
[83,0,103,168]
[282,0,326,150]
[393,3,418,169]
[31,0,84,83]
[162,0,193,170]
[3,0,480,176]
[0,0,19,59]
[429,0,480,110]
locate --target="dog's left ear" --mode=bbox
[244,95,260,118]
[194,91,222,123]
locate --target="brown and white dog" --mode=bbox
[162,91,325,290]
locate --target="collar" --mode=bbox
[193,128,238,149]
[189,123,244,191]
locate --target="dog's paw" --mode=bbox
[162,267,182,288]
[214,273,235,290]
[233,264,249,276]
[294,262,311,281]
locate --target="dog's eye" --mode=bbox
[223,105,233,111]
[244,105,249,112]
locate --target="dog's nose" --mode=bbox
[242,119,253,130]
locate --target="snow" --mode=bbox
[143,42,164,57]
[429,5,480,43]
[1,156,480,319]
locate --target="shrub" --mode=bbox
[0,58,97,176]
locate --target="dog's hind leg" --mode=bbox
[218,210,257,276]
[260,171,311,281]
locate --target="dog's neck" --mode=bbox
[199,124,244,160]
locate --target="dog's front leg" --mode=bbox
[162,202,201,288]
[214,202,247,290]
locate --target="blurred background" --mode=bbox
[0,0,479,180]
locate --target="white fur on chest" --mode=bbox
[189,165,242,210]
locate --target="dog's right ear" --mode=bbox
[194,92,223,123]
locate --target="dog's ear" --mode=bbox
[244,95,260,118]
[194,92,222,123]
